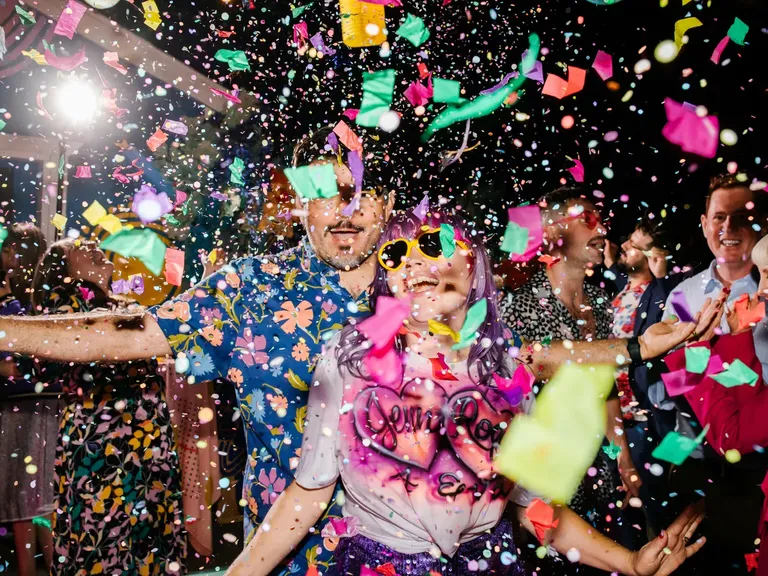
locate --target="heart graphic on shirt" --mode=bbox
[445,390,512,478]
[352,383,448,470]
[352,382,512,475]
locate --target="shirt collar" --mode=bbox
[702,259,758,294]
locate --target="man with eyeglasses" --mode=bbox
[2,142,721,575]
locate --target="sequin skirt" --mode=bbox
[332,519,526,576]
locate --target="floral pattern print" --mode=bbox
[39,287,187,576]
[152,241,370,576]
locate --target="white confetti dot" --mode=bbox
[566,548,581,563]
[198,407,214,424]
[169,561,180,573]
[365,23,380,37]
[654,40,679,63]
[720,129,738,146]
[223,533,238,543]
[629,497,643,508]
[634,59,651,74]
[650,463,664,476]
[378,110,400,133]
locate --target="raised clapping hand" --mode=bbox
[638,296,725,360]
[630,504,706,576]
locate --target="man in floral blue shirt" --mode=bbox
[152,126,395,574]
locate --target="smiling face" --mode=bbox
[300,160,393,271]
[68,242,114,291]
[546,199,608,268]
[384,228,474,327]
[701,186,758,266]
[619,227,654,272]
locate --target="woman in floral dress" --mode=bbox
[31,239,186,576]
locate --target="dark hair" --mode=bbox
[335,211,512,386]
[635,216,671,252]
[291,122,396,195]
[704,174,753,214]
[1,223,46,308]
[31,239,111,313]
[538,186,593,222]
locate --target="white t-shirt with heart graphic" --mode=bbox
[295,338,536,557]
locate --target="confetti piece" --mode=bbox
[210,87,242,103]
[592,50,613,80]
[82,201,108,226]
[668,290,696,322]
[502,205,543,262]
[710,359,759,388]
[396,14,431,47]
[493,365,533,407]
[453,298,488,350]
[333,121,363,153]
[54,0,87,40]
[542,66,586,99]
[0,227,6,246]
[525,499,559,543]
[142,0,162,30]
[310,32,336,56]
[147,128,169,152]
[229,157,246,187]
[432,78,464,104]
[404,80,432,107]
[566,158,585,182]
[293,22,309,48]
[340,0,386,48]
[356,69,396,128]
[24,50,48,66]
[0,119,5,132]
[497,365,615,502]
[291,3,314,18]
[162,120,188,136]
[652,427,708,466]
[661,98,719,158]
[602,441,622,460]
[214,49,251,72]
[732,294,766,331]
[674,17,703,48]
[132,185,173,224]
[661,368,699,397]
[521,50,544,83]
[164,248,185,286]
[51,214,68,232]
[44,47,87,71]
[100,228,168,276]
[75,166,92,178]
[727,17,749,45]
[15,5,36,26]
[685,346,711,374]
[284,163,339,200]
[103,52,128,75]
[710,36,730,64]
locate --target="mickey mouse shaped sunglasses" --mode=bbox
[377,227,471,272]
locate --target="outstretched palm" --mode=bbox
[631,504,706,576]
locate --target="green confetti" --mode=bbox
[32,516,52,530]
[0,119,6,132]
[214,49,251,72]
[439,223,456,259]
[727,17,749,46]
[100,228,168,276]
[15,5,36,26]
[684,346,711,375]
[652,427,708,466]
[602,441,622,461]
[423,33,540,140]
[356,69,396,128]
[710,359,759,388]
[229,157,246,186]
[500,221,529,255]
[453,298,488,351]
[0,226,8,247]
[58,155,66,178]
[291,2,314,18]
[432,78,464,104]
[284,163,338,200]
[395,13,431,47]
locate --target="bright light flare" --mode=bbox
[57,80,98,124]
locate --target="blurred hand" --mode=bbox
[618,454,643,501]
[630,504,705,576]
[639,296,723,359]
[648,248,669,279]
[604,240,620,269]
[693,292,727,342]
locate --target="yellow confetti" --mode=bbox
[674,17,703,48]
[22,49,47,65]
[51,214,68,232]
[83,201,108,226]
[142,0,162,30]
[208,249,218,265]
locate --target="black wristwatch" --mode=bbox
[627,336,643,364]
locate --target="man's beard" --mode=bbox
[321,248,373,270]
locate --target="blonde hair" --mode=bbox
[752,235,768,271]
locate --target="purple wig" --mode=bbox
[336,211,511,385]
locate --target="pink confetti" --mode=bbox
[101,89,129,117]
[147,128,169,152]
[293,22,308,47]
[74,166,92,178]
[661,98,719,158]
[164,248,184,287]
[44,47,87,71]
[567,158,585,182]
[404,80,432,107]
[54,0,87,40]
[507,205,544,263]
[592,50,613,81]
[710,36,730,64]
[358,0,402,4]
[210,88,242,104]
[103,52,128,75]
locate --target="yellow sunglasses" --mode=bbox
[377,228,470,272]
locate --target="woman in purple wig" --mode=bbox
[227,211,704,576]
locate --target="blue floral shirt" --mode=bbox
[152,241,370,575]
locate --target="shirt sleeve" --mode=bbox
[150,261,250,380]
[294,341,344,490]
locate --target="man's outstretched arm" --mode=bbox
[0,311,172,362]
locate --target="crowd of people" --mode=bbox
[0,126,766,576]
